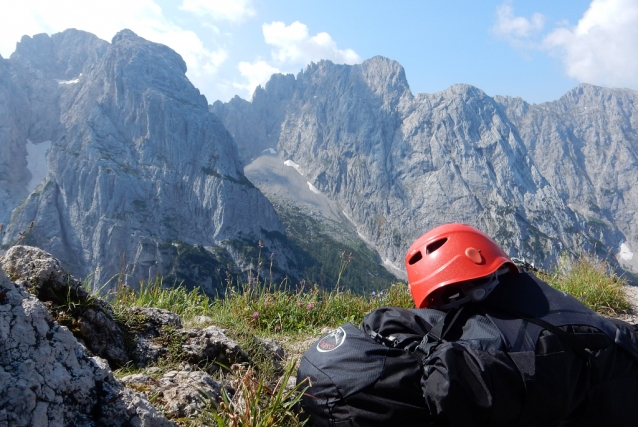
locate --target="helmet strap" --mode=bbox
[438,266,509,310]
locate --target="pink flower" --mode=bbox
[306,303,315,311]
[251,311,259,319]
[297,302,303,307]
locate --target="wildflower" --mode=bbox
[251,311,259,319]
[371,291,377,297]
[306,303,315,311]
[297,301,303,307]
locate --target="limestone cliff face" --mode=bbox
[212,57,638,274]
[0,55,29,224]
[495,85,638,272]
[2,30,289,291]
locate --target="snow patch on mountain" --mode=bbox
[284,160,303,175]
[55,73,82,84]
[620,243,634,261]
[307,182,321,194]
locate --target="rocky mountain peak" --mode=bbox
[11,28,108,80]
[214,58,638,278]
[109,28,189,80]
[2,29,293,292]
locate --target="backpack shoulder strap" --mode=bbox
[413,306,466,364]
[484,301,600,383]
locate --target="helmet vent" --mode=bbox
[408,251,423,265]
[426,238,448,255]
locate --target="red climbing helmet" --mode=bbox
[405,223,518,308]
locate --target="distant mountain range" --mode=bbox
[1,29,637,294]
[212,57,638,280]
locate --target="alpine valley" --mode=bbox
[2,29,637,295]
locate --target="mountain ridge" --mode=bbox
[1,29,296,292]
[212,57,638,278]
[2,29,637,292]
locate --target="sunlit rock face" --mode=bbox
[1,29,291,291]
[212,57,638,275]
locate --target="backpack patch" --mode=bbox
[316,327,346,352]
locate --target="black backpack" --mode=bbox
[296,307,439,427]
[297,272,638,427]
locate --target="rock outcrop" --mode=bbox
[1,245,129,366]
[212,57,638,275]
[0,246,259,370]
[0,245,291,424]
[0,266,175,426]
[121,369,224,419]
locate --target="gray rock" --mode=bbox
[0,269,174,426]
[181,325,251,367]
[122,369,224,419]
[126,306,183,335]
[253,336,286,374]
[212,57,638,276]
[1,245,129,366]
[124,307,183,367]
[191,315,214,325]
[1,29,296,293]
[78,308,129,365]
[158,370,222,418]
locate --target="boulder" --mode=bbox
[122,369,225,419]
[181,326,251,368]
[0,245,128,366]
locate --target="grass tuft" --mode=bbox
[112,276,213,320]
[539,252,631,315]
[194,361,308,427]
[207,281,413,336]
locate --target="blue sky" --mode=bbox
[2,0,637,104]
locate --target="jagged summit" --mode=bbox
[214,58,638,278]
[11,29,108,80]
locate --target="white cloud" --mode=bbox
[234,60,281,98]
[542,0,638,88]
[491,0,638,90]
[179,0,255,22]
[263,21,361,66]
[0,0,230,102]
[490,0,545,45]
[231,21,361,99]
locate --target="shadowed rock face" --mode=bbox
[1,29,291,290]
[212,57,638,275]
